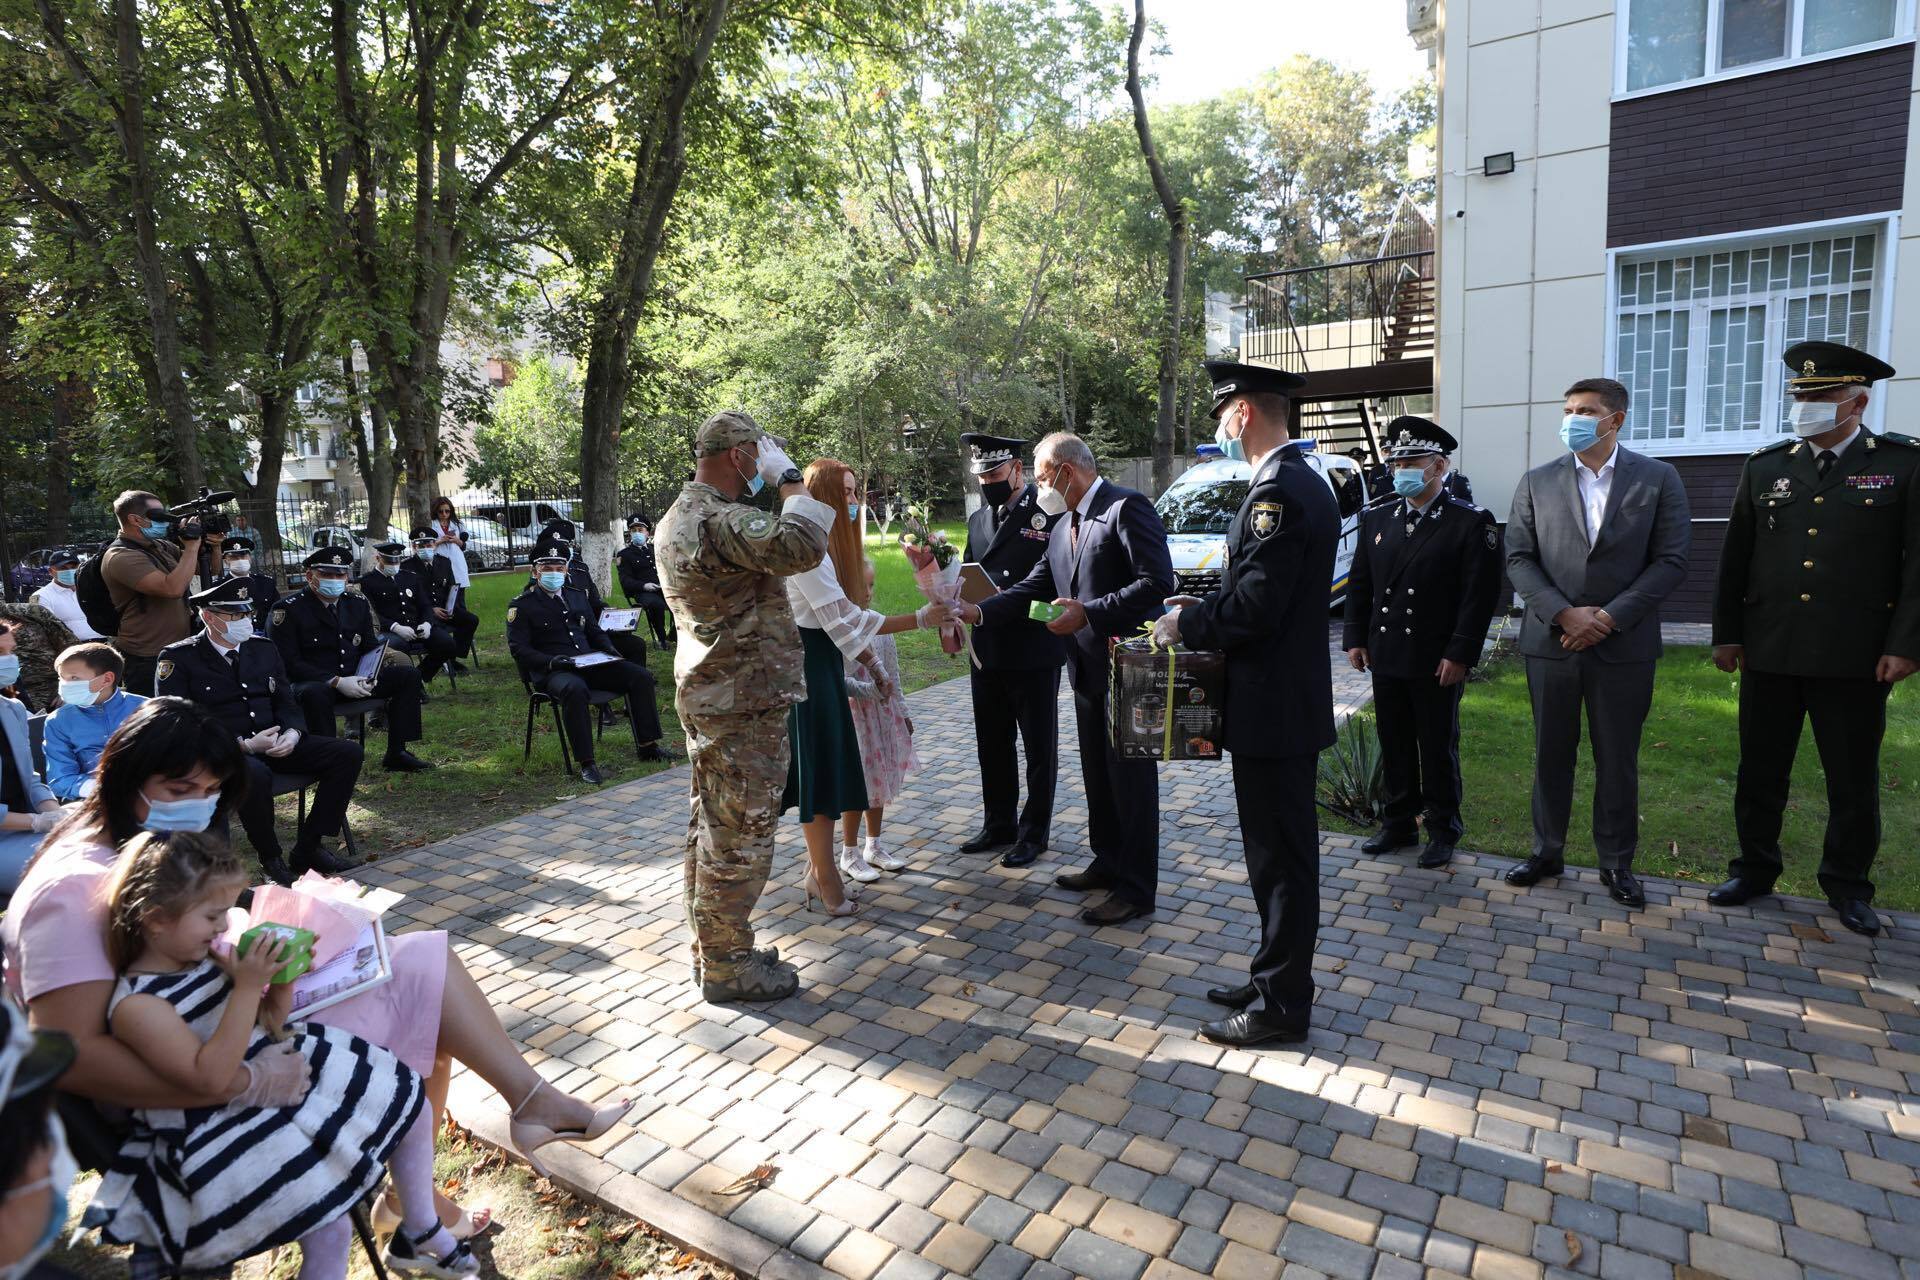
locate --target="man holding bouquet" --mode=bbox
[956,433,1175,926]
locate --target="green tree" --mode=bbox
[467,354,581,494]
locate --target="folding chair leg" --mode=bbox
[350,1201,392,1280]
[626,694,643,757]
[523,698,537,762]
[551,705,573,775]
[296,786,310,850]
[342,818,359,861]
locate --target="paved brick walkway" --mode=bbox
[368,671,1920,1280]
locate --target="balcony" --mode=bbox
[282,455,337,483]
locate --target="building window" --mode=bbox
[1622,0,1904,93]
[1612,225,1883,450]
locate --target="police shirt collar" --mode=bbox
[204,629,239,657]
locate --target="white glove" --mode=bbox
[914,601,947,630]
[415,621,431,639]
[757,440,797,485]
[1151,608,1182,648]
[264,728,300,758]
[389,623,416,641]
[240,729,279,755]
[333,675,373,699]
[30,808,59,834]
[232,1041,311,1108]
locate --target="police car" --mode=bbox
[1154,442,1367,608]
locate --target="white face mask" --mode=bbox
[227,559,251,576]
[1788,396,1857,438]
[1034,466,1071,518]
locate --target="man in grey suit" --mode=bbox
[1503,378,1691,908]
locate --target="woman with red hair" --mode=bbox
[782,459,948,912]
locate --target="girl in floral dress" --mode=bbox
[840,559,921,878]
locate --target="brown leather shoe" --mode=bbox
[1055,868,1110,892]
[1081,895,1152,927]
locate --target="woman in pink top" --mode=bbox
[2,698,629,1224]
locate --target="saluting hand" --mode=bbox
[1877,654,1917,684]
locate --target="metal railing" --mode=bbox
[1241,200,1435,373]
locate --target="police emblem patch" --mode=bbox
[1773,478,1791,494]
[156,660,174,681]
[1484,526,1497,550]
[1250,502,1282,539]
[743,513,772,537]
[506,607,517,623]
[1031,513,1045,530]
[352,633,361,645]
[271,609,286,627]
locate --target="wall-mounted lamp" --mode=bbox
[1483,152,1515,177]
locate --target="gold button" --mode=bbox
[1803,560,1814,569]
[1808,528,1818,536]
[1866,498,1875,506]
[1800,593,1811,602]
[1814,496,1824,504]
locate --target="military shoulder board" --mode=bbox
[1751,437,1795,456]
[1879,431,1919,449]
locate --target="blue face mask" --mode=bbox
[141,791,220,833]
[539,571,568,591]
[314,577,347,599]
[1214,417,1246,464]
[1560,413,1609,453]
[415,546,433,560]
[55,569,76,586]
[1,1112,76,1280]
[141,519,170,540]
[629,532,647,547]
[0,655,19,687]
[1392,467,1430,498]
[736,446,765,496]
[847,503,861,521]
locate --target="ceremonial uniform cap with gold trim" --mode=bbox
[1782,340,1895,394]
[1203,359,1307,418]
[302,546,353,571]
[1384,415,1459,459]
[221,536,254,556]
[959,433,1029,475]
[189,574,253,610]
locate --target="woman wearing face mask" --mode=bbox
[0,1002,78,1280]
[29,550,101,641]
[3,698,634,1238]
[0,624,63,897]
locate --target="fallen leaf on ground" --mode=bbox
[961,983,977,996]
[1564,1230,1583,1263]
[673,1250,700,1268]
[714,1163,778,1195]
[1790,924,1832,943]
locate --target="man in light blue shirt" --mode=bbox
[42,642,147,801]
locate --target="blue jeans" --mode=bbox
[0,828,43,898]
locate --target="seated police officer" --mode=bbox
[616,513,675,648]
[534,521,649,667]
[159,576,363,883]
[508,552,675,782]
[360,539,456,687]
[213,536,279,629]
[269,546,433,772]
[407,526,479,668]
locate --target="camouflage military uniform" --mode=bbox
[657,422,832,987]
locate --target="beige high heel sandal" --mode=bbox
[507,1079,636,1178]
[803,866,860,917]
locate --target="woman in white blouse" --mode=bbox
[428,496,472,593]
[783,459,947,914]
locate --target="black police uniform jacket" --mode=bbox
[1341,495,1503,679]
[157,633,307,736]
[616,543,666,609]
[1713,430,1920,677]
[401,556,459,615]
[360,567,433,631]
[507,585,617,675]
[268,589,383,682]
[1178,442,1338,758]
[963,483,1067,671]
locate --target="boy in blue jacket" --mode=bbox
[42,642,147,800]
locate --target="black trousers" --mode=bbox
[969,663,1060,848]
[294,662,424,753]
[122,654,158,698]
[1233,750,1319,1019]
[1070,670,1158,910]
[606,629,649,666]
[236,735,363,858]
[1733,668,1891,902]
[442,588,480,660]
[412,625,458,682]
[1524,653,1654,869]
[538,660,661,763]
[1372,672,1465,843]
[643,604,675,647]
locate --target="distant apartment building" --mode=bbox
[1402,0,1916,618]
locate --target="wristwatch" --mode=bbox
[778,467,803,487]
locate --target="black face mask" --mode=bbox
[981,477,1014,509]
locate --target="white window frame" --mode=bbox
[1603,213,1898,457]
[1614,0,1915,100]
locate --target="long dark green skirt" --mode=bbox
[781,626,872,819]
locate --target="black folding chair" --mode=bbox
[518,666,642,776]
[268,771,361,860]
[332,697,387,745]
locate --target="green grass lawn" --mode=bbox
[864,521,972,694]
[1329,646,1920,910]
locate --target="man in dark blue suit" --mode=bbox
[958,433,1066,870]
[960,432,1175,926]
[1156,361,1338,1047]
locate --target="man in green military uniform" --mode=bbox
[1711,340,1920,936]
[656,410,833,1002]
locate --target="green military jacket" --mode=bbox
[656,482,832,718]
[1712,430,1920,676]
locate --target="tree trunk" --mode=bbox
[1126,0,1186,497]
[578,0,730,596]
[342,348,395,546]
[44,376,79,544]
[248,391,291,572]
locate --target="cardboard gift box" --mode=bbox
[1108,637,1225,761]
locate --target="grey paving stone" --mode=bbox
[1050,1227,1150,1280]
[1280,1222,1376,1280]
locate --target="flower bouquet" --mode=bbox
[900,510,963,655]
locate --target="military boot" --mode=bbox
[690,946,780,987]
[702,950,799,1004]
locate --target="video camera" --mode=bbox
[167,487,236,542]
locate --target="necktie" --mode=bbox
[1070,510,1081,554]
[1818,449,1837,478]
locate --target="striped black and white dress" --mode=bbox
[84,958,425,1273]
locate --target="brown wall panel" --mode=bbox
[1608,45,1913,248]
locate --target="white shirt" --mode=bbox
[786,546,882,662]
[1071,476,1105,524]
[431,519,471,588]
[1575,442,1617,547]
[1814,424,1861,462]
[30,582,101,640]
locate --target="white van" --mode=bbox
[1154,443,1368,609]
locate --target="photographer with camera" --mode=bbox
[98,491,201,694]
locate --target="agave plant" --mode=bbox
[1317,710,1387,827]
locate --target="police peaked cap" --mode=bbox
[303,546,354,571]
[959,433,1030,475]
[539,518,578,542]
[1203,360,1308,418]
[1782,340,1895,394]
[221,537,254,556]
[1,1002,75,1101]
[532,551,572,566]
[409,526,436,542]
[626,512,649,527]
[190,574,254,610]
[372,540,407,557]
[1384,416,1459,458]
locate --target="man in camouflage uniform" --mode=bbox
[656,410,831,1002]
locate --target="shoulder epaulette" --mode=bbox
[1878,431,1919,448]
[1447,496,1486,513]
[1751,437,1795,456]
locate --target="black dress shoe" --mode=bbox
[1599,868,1647,909]
[1708,876,1774,907]
[960,829,1016,854]
[638,742,680,762]
[293,841,359,876]
[579,764,607,785]
[1000,842,1042,869]
[258,853,294,887]
[1207,982,1257,1009]
[383,749,434,772]
[1200,1010,1310,1048]
[1417,842,1455,869]
[1504,855,1563,887]
[1081,896,1152,927]
[1055,868,1111,892]
[1361,827,1419,855]
[1829,898,1882,937]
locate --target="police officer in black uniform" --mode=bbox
[159,576,364,883]
[361,540,457,687]
[267,546,433,772]
[1342,418,1503,870]
[508,551,675,783]
[406,527,479,668]
[1155,360,1338,1047]
[1709,341,1920,937]
[211,537,280,629]
[616,514,675,647]
[534,520,650,667]
[957,433,1066,869]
